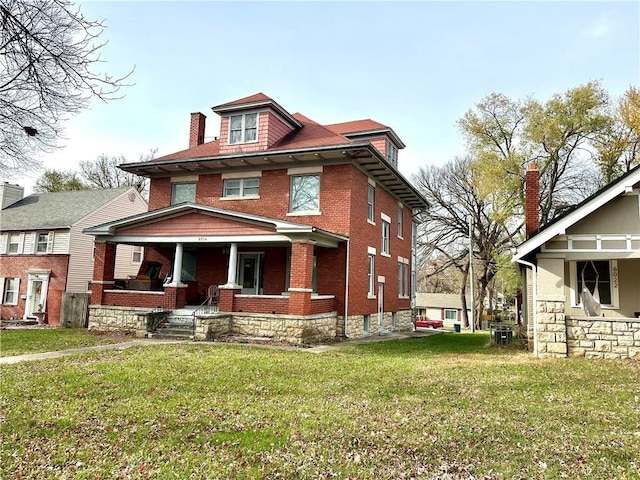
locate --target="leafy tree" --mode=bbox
[34,169,86,192]
[0,0,131,178]
[460,82,610,230]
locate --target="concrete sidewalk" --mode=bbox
[0,330,441,364]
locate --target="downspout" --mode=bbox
[343,238,350,338]
[514,257,538,358]
[411,219,418,327]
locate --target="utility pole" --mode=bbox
[469,217,475,333]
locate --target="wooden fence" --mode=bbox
[61,293,90,328]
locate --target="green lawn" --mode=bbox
[0,328,129,357]
[1,333,639,479]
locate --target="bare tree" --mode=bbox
[415,157,520,328]
[0,0,132,177]
[79,149,155,195]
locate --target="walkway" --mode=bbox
[0,330,442,364]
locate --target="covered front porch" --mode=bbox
[84,204,348,342]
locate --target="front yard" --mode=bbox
[1,332,639,479]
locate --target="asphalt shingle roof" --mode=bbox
[0,187,132,231]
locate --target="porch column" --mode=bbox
[91,242,117,305]
[536,257,567,358]
[172,242,183,284]
[288,240,314,316]
[226,242,239,286]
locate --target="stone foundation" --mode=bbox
[342,310,413,339]
[536,300,567,358]
[230,312,337,344]
[88,305,150,338]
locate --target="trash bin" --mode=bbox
[453,323,461,333]
[494,326,513,344]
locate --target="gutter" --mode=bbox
[513,256,538,358]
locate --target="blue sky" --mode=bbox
[23,0,640,192]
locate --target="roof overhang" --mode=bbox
[512,166,640,262]
[83,203,349,248]
[119,143,428,210]
[340,128,406,149]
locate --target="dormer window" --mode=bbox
[387,141,397,167]
[229,113,258,144]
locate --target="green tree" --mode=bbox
[34,169,86,192]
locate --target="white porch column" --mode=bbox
[172,242,183,284]
[226,242,238,286]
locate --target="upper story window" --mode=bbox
[36,232,53,254]
[7,233,20,253]
[171,182,196,205]
[367,184,375,222]
[229,113,258,144]
[290,175,320,213]
[397,204,403,238]
[224,178,259,198]
[381,218,390,255]
[387,141,398,167]
[132,246,143,264]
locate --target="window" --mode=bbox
[290,175,320,212]
[229,113,258,144]
[132,246,143,264]
[8,233,20,253]
[368,254,375,297]
[397,205,403,238]
[575,260,615,306]
[36,232,52,253]
[363,314,370,333]
[367,184,375,222]
[445,309,458,321]
[398,261,409,297]
[171,183,196,205]
[381,219,390,255]
[387,141,397,167]
[223,178,259,197]
[3,277,19,305]
[391,312,397,329]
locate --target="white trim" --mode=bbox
[286,211,321,217]
[288,287,313,293]
[221,170,262,179]
[368,246,377,255]
[287,165,323,175]
[377,275,386,283]
[381,212,391,223]
[513,167,640,261]
[219,195,260,201]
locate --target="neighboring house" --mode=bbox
[0,185,148,325]
[415,293,471,329]
[512,164,640,359]
[84,93,428,343]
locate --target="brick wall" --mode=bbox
[0,254,69,325]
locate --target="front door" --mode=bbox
[25,271,50,319]
[238,253,262,295]
[378,281,384,334]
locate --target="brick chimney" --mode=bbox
[525,162,540,238]
[189,112,206,148]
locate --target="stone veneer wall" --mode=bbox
[230,312,337,344]
[342,310,413,339]
[536,300,640,359]
[566,317,640,359]
[536,300,567,358]
[88,305,150,338]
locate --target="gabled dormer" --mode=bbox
[325,119,406,169]
[211,93,303,155]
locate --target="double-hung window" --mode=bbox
[387,141,397,167]
[171,182,196,205]
[397,205,403,238]
[3,277,19,305]
[381,219,390,255]
[132,246,143,264]
[367,185,375,222]
[223,178,259,197]
[36,232,52,253]
[229,113,258,144]
[398,259,409,297]
[7,233,20,253]
[574,260,617,307]
[368,253,375,297]
[290,175,320,213]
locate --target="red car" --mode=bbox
[414,316,443,329]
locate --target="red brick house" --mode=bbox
[0,185,147,326]
[85,93,428,343]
